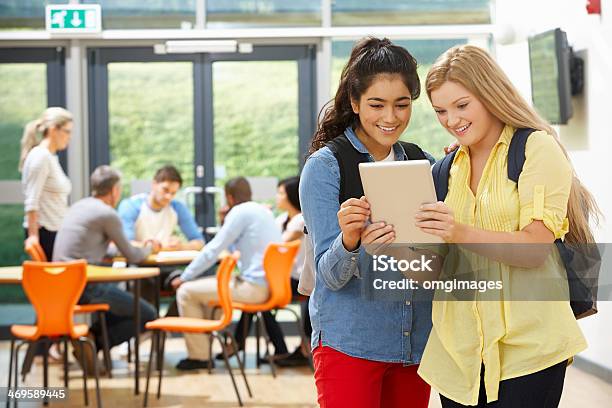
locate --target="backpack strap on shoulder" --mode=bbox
[432,150,457,202]
[326,134,369,203]
[398,141,427,160]
[507,128,536,182]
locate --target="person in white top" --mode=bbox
[20,107,73,261]
[273,176,312,367]
[228,176,313,367]
[275,177,305,280]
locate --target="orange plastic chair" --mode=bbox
[210,240,306,377]
[7,260,102,407]
[24,241,113,378]
[143,253,251,407]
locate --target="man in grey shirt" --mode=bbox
[53,165,157,358]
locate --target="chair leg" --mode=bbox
[257,313,277,378]
[63,339,69,387]
[241,312,249,366]
[143,331,157,407]
[14,341,29,408]
[42,339,49,406]
[213,333,243,407]
[157,332,166,400]
[226,331,252,398]
[208,333,214,375]
[82,337,102,408]
[255,313,261,368]
[98,311,113,378]
[19,343,35,382]
[79,340,89,406]
[282,306,314,371]
[127,339,132,363]
[6,338,15,408]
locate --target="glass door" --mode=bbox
[88,48,202,235]
[88,45,316,235]
[0,48,65,268]
[205,46,316,229]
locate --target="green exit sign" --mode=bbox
[46,4,102,34]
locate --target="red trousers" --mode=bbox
[313,343,431,408]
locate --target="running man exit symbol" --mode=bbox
[46,5,102,34]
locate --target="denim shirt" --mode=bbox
[299,127,435,364]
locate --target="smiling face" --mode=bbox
[430,80,504,151]
[351,74,413,161]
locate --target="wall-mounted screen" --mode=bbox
[528,28,573,125]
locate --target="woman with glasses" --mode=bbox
[20,107,74,260]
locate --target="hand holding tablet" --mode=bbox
[359,160,443,244]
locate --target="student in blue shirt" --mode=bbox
[170,177,283,371]
[300,37,434,408]
[118,165,204,251]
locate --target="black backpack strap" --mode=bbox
[432,150,458,202]
[507,127,597,318]
[398,141,427,160]
[326,134,369,203]
[507,128,536,182]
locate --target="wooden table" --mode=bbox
[0,265,160,395]
[113,250,200,267]
[114,249,227,267]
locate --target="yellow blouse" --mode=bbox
[417,125,587,405]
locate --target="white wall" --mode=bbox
[494,0,612,372]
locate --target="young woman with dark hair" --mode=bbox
[300,37,435,407]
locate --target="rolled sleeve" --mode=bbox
[518,131,572,239]
[300,150,360,291]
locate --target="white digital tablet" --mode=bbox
[359,160,443,244]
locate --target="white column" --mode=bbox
[65,39,89,200]
[317,0,333,114]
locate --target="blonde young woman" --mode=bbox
[20,107,73,260]
[413,45,599,407]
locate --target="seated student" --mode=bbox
[53,165,157,369]
[273,176,312,366]
[170,176,285,370]
[118,165,204,250]
[228,176,311,367]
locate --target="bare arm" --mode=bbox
[26,211,39,238]
[24,211,41,250]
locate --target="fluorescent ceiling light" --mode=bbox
[157,40,238,54]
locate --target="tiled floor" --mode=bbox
[0,336,610,407]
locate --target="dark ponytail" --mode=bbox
[309,37,420,154]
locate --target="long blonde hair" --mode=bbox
[426,45,600,244]
[19,107,73,171]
